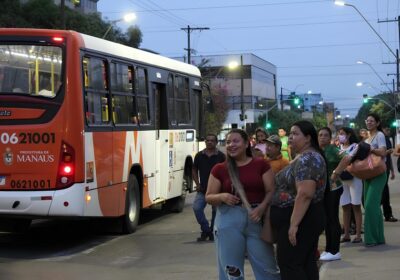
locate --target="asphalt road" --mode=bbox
[0,193,223,280]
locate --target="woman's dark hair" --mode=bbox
[292,120,325,158]
[367,113,383,132]
[339,127,359,144]
[318,126,332,139]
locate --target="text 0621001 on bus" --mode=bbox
[0,28,204,233]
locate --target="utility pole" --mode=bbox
[379,16,400,143]
[378,17,400,92]
[181,26,209,64]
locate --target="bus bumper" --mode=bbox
[0,184,85,217]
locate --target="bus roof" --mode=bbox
[79,32,201,78]
[0,28,201,78]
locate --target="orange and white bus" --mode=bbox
[0,28,203,233]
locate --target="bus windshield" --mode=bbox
[0,45,63,98]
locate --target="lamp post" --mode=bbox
[356,60,393,93]
[335,1,399,92]
[102,13,137,39]
[356,81,381,94]
[228,55,246,129]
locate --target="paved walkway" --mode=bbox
[320,178,400,280]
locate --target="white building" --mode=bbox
[188,54,277,133]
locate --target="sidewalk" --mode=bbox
[320,180,400,279]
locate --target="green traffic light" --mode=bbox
[392,120,397,127]
[266,122,272,129]
[294,97,300,105]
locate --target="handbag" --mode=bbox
[347,153,386,180]
[260,206,276,244]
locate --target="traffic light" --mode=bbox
[265,121,272,129]
[391,120,397,128]
[294,97,300,105]
[363,94,369,103]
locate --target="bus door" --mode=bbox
[153,82,169,200]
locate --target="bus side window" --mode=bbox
[83,56,110,125]
[136,67,150,125]
[174,75,191,125]
[167,74,176,126]
[110,63,136,124]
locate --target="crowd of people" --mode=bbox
[191,116,397,280]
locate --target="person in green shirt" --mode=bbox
[318,127,343,262]
[278,128,291,160]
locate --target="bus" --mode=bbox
[0,28,203,233]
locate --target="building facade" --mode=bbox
[189,54,277,133]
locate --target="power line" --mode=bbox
[128,0,188,27]
[280,71,391,78]
[142,19,370,33]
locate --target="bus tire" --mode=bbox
[121,175,141,234]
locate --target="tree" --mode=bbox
[310,111,328,129]
[22,0,59,29]
[0,0,27,27]
[203,86,229,136]
[256,108,327,135]
[258,108,302,134]
[0,0,142,48]
[126,26,143,48]
[354,93,395,129]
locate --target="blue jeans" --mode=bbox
[193,192,216,233]
[214,204,280,280]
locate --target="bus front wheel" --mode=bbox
[121,175,141,234]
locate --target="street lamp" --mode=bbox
[335,1,399,92]
[356,81,381,94]
[228,55,246,126]
[356,60,392,93]
[102,13,137,39]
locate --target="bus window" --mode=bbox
[83,56,110,125]
[167,74,176,125]
[136,67,150,125]
[0,45,63,97]
[110,63,136,124]
[174,76,191,125]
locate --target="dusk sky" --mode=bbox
[98,0,399,118]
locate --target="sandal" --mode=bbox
[352,237,363,243]
[340,237,351,243]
